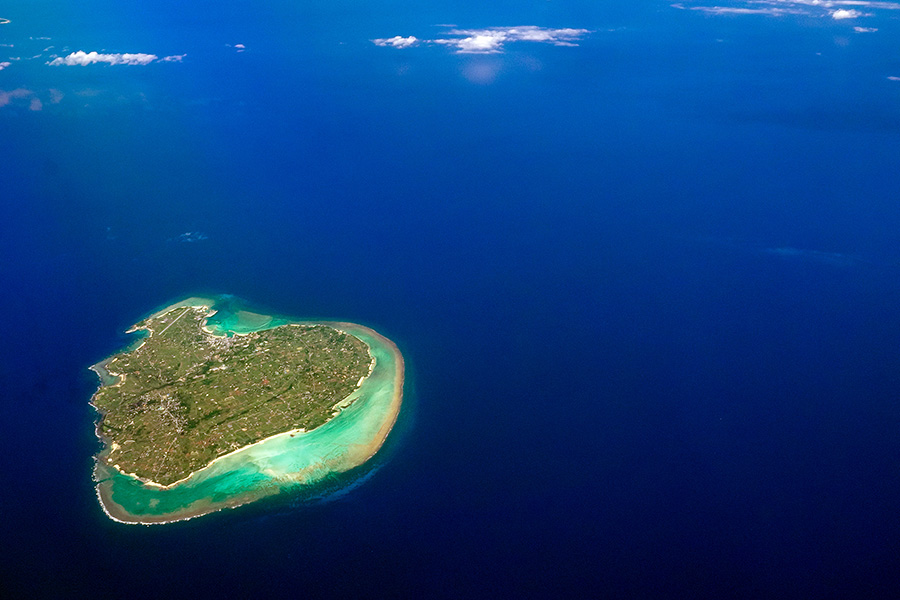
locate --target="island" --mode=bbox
[90,296,404,524]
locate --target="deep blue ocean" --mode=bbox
[3,1,900,597]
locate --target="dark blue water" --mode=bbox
[3,1,900,597]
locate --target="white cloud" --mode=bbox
[372,36,419,49]
[48,51,160,66]
[439,27,589,53]
[507,26,586,44]
[888,76,900,81]
[160,54,186,62]
[854,26,878,31]
[457,35,505,53]
[679,6,802,16]
[808,0,900,9]
[0,61,10,71]
[374,26,590,54]
[832,9,865,19]
[436,32,506,54]
[673,1,900,18]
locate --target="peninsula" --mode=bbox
[90,297,404,524]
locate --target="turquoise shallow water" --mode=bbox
[93,297,404,524]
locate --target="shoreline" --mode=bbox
[107,426,309,490]
[92,300,404,525]
[331,322,405,465]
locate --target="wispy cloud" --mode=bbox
[0,88,42,110]
[373,36,419,49]
[373,26,590,54]
[435,26,590,54]
[673,4,803,16]
[673,0,900,18]
[0,61,10,71]
[764,247,863,267]
[690,236,871,268]
[0,88,29,107]
[171,231,209,243]
[47,51,179,66]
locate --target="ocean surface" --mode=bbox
[3,1,900,597]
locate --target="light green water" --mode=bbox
[93,298,403,524]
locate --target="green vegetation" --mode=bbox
[92,306,372,486]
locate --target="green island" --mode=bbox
[90,297,404,524]
[94,306,373,486]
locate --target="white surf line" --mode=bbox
[156,306,190,336]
